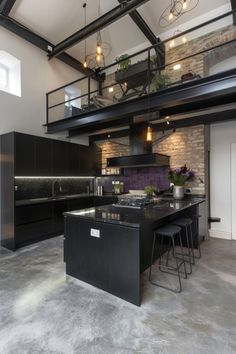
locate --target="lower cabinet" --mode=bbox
[15,204,54,246]
[14,196,117,248]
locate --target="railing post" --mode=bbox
[88,76,91,110]
[46,93,49,124]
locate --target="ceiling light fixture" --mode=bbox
[82,0,111,69]
[159,0,199,28]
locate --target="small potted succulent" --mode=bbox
[168,165,195,200]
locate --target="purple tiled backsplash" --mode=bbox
[98,166,170,193]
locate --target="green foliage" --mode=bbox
[150,73,171,92]
[115,54,131,72]
[144,185,157,196]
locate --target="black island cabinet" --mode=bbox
[64,198,205,306]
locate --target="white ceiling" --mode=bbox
[10,0,231,65]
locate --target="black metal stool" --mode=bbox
[172,218,195,273]
[149,224,187,293]
[191,214,202,259]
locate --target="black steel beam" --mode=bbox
[69,116,133,137]
[45,68,236,134]
[49,0,150,59]
[231,0,236,24]
[89,105,236,141]
[0,14,98,79]
[117,0,165,67]
[155,107,236,131]
[89,129,130,143]
[0,0,16,15]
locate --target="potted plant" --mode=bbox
[144,185,157,198]
[150,73,171,92]
[115,54,131,72]
[168,165,195,200]
[115,54,156,90]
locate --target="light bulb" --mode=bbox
[97,44,102,54]
[183,0,187,10]
[83,60,87,68]
[169,11,173,20]
[169,39,175,48]
[96,54,101,62]
[146,126,153,142]
[182,36,187,44]
[108,87,114,93]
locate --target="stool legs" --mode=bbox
[149,232,187,293]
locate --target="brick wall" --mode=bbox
[96,124,205,194]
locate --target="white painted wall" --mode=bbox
[210,121,236,240]
[0,26,89,145]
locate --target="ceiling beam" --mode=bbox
[89,105,236,142]
[48,0,150,59]
[117,0,165,67]
[0,14,99,79]
[231,0,236,24]
[0,0,16,15]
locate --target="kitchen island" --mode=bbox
[64,197,205,306]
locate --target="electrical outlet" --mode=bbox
[90,228,100,238]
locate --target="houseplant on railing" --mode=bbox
[168,165,196,200]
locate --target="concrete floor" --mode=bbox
[0,237,236,354]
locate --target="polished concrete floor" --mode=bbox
[0,236,236,354]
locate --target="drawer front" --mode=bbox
[15,219,54,245]
[15,204,53,225]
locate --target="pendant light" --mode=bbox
[146,124,153,142]
[83,3,87,68]
[96,0,103,62]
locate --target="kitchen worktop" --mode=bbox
[64,197,205,228]
[15,194,116,206]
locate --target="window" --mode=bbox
[0,64,9,90]
[0,50,21,97]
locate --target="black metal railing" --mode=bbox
[46,10,236,125]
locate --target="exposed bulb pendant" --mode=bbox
[169,11,173,20]
[183,0,187,10]
[83,60,87,68]
[97,43,102,54]
[146,125,153,142]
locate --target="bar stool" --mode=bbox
[149,224,187,293]
[172,218,195,272]
[191,214,202,259]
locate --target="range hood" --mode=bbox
[107,123,170,168]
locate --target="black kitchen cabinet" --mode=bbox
[15,133,36,176]
[53,140,68,176]
[15,203,53,247]
[67,143,80,176]
[53,200,68,234]
[35,136,53,176]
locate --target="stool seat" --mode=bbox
[173,218,192,226]
[155,225,181,236]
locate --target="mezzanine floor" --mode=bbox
[0,236,236,354]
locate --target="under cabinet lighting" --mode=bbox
[14,176,95,179]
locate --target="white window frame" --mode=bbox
[0,62,9,91]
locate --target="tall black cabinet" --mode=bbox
[0,131,101,250]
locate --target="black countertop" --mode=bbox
[15,194,116,206]
[64,197,205,228]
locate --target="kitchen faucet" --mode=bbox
[52,179,62,197]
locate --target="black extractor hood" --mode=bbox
[107,123,170,168]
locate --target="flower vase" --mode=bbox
[173,185,184,200]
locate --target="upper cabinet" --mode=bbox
[35,136,53,176]
[12,132,100,177]
[15,133,36,176]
